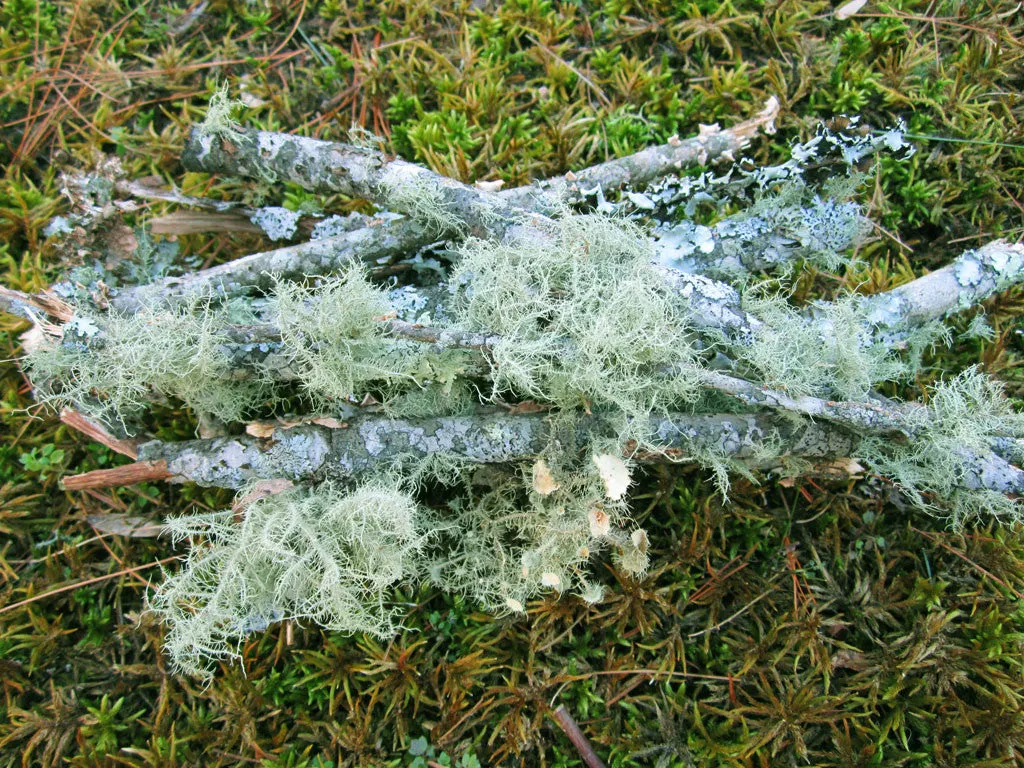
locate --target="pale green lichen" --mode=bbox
[195,83,246,142]
[450,212,701,443]
[426,459,643,613]
[738,291,915,400]
[271,267,414,407]
[25,299,271,431]
[377,165,468,233]
[859,368,1024,526]
[150,481,428,679]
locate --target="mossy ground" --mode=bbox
[1,1,1024,765]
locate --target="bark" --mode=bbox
[498,97,780,210]
[854,240,1024,340]
[62,459,172,491]
[698,369,924,437]
[60,408,139,458]
[59,409,1023,498]
[181,128,525,238]
[109,217,431,314]
[110,110,782,314]
[0,286,74,323]
[120,410,860,489]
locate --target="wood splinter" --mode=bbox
[62,460,172,492]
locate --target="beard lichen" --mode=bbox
[450,212,701,443]
[271,267,412,406]
[25,299,272,431]
[150,481,428,679]
[22,160,1024,676]
[736,291,919,401]
[859,368,1024,526]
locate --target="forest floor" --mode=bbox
[2,1,1024,766]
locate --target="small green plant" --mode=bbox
[406,736,481,768]
[18,444,65,480]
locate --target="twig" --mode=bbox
[856,240,1024,340]
[60,408,139,458]
[551,705,607,768]
[62,460,172,491]
[500,97,780,209]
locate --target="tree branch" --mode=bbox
[182,128,527,238]
[855,240,1024,340]
[58,409,1023,499]
[108,217,432,314]
[75,410,859,490]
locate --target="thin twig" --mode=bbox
[688,579,780,638]
[550,705,607,768]
[60,408,139,459]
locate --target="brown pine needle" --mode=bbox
[0,556,178,616]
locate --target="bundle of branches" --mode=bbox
[7,94,1024,677]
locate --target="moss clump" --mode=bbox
[450,212,700,440]
[25,300,271,431]
[150,481,428,678]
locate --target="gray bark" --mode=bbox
[498,98,780,211]
[131,409,1024,498]
[135,408,855,490]
[112,110,783,315]
[698,369,924,437]
[182,128,525,238]
[855,240,1024,341]
[109,217,431,314]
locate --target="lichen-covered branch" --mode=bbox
[654,195,864,277]
[855,240,1024,340]
[59,409,1022,502]
[698,369,924,436]
[181,127,526,237]
[122,410,858,489]
[109,217,431,314]
[498,97,780,210]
